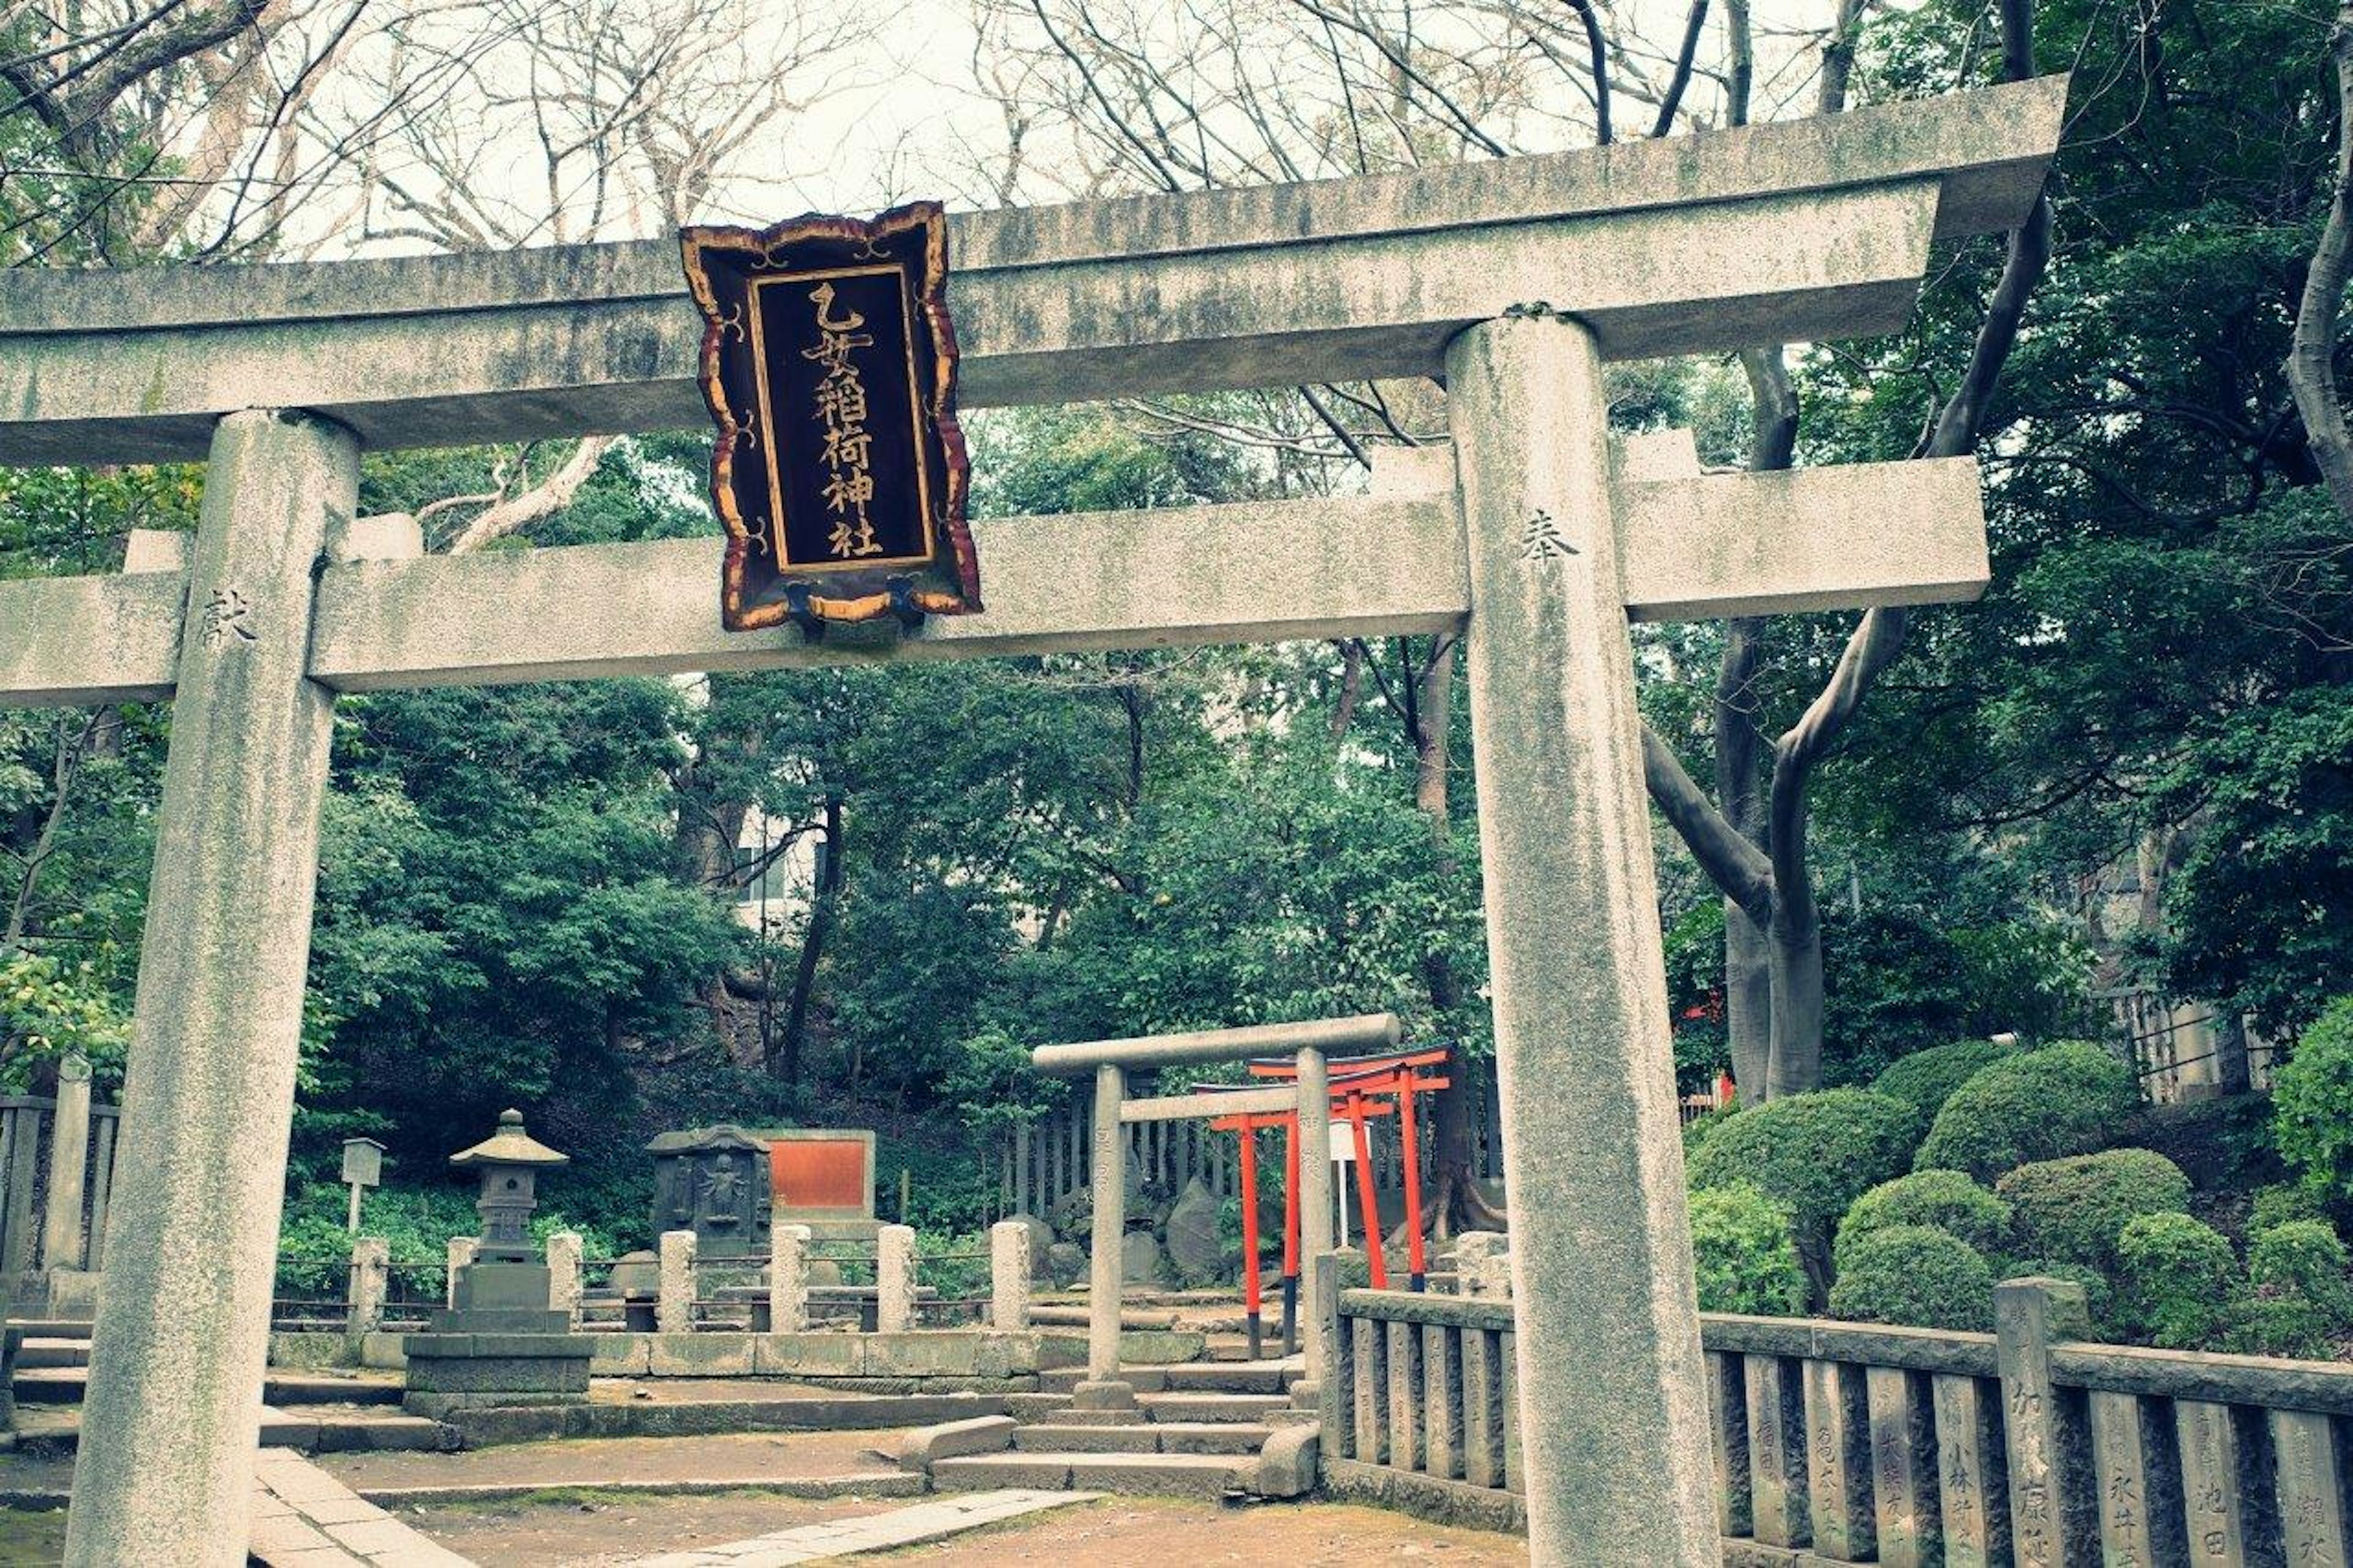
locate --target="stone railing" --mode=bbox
[1316,1260,2353,1564]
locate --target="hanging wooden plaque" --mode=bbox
[680,202,980,632]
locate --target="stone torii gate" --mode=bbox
[0,77,2063,1566]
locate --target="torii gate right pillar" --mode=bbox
[1452,312,1717,1564]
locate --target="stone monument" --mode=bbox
[401,1110,594,1418]
[646,1124,771,1258]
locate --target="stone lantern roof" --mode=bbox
[449,1108,570,1169]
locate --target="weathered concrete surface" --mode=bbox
[65,411,357,1568]
[0,78,2063,463]
[1450,314,1716,1564]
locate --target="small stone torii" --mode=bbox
[0,76,2063,1567]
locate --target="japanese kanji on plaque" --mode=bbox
[680,202,980,632]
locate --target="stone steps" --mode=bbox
[15,1337,89,1370]
[7,1403,449,1460]
[1139,1391,1294,1423]
[931,1450,1253,1499]
[1013,1420,1272,1455]
[1036,1358,1298,1396]
[12,1366,404,1407]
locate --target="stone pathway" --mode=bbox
[627,1489,1101,1566]
[251,1447,476,1567]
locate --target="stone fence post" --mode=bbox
[545,1230,583,1330]
[877,1224,916,1334]
[1453,1231,1509,1300]
[990,1219,1031,1331]
[444,1237,477,1309]
[770,1224,811,1334]
[40,1054,92,1273]
[657,1229,697,1334]
[1993,1276,2094,1567]
[346,1237,388,1347]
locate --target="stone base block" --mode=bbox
[1071,1378,1138,1412]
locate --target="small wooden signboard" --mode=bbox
[680,202,980,633]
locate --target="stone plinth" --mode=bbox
[400,1260,592,1418]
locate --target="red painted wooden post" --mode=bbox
[1235,1121,1263,1358]
[1348,1098,1387,1288]
[1398,1081,1428,1290]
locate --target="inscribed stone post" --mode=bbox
[770,1223,811,1334]
[990,1219,1031,1330]
[876,1223,916,1334]
[347,1237,388,1344]
[1082,1062,1129,1397]
[1294,1047,1333,1381]
[1993,1278,2092,1567]
[657,1229,697,1333]
[39,1054,90,1273]
[1450,312,1716,1563]
[65,411,357,1568]
[445,1237,477,1309]
[545,1230,583,1329]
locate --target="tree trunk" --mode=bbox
[1765,879,1825,1100]
[2213,1009,2254,1096]
[776,792,843,1086]
[1724,904,1772,1100]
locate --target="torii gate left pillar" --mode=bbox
[66,412,357,1566]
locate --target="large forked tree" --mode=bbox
[1639,0,2055,1101]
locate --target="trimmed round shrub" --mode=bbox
[2113,1212,2238,1349]
[2275,996,2353,1203]
[1835,1170,2012,1270]
[1916,1042,2136,1181]
[1828,1224,1996,1331]
[2251,1181,2332,1238]
[2219,1295,2336,1360]
[1683,1105,1738,1163]
[1996,1149,2192,1274]
[1873,1039,2013,1121]
[2249,1221,2353,1333]
[1686,1089,1925,1261]
[1688,1183,1806,1316]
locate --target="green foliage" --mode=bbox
[2251,1183,2332,1238]
[0,950,131,1090]
[1916,1042,2136,1181]
[1827,1225,1996,1332]
[273,1181,623,1297]
[2113,1213,2238,1350]
[1687,1183,1806,1316]
[2272,996,2353,1204]
[1835,1170,2012,1270]
[1871,1039,2013,1122]
[1686,1090,1923,1265]
[1996,1149,2192,1274]
[2248,1221,2353,1334]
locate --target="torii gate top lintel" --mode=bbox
[0,76,2066,468]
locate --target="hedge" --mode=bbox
[2275,996,2353,1203]
[1996,1149,2192,1274]
[1688,1183,1807,1316]
[1835,1169,2012,1271]
[2113,1211,2238,1350]
[1915,1042,2136,1181]
[1871,1039,2014,1121]
[2249,1221,2353,1333]
[1827,1224,1996,1332]
[1686,1089,1925,1259]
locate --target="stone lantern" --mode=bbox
[451,1108,568,1263]
[403,1108,592,1418]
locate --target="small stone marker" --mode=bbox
[989,1219,1031,1331]
[770,1222,811,1334]
[545,1230,583,1329]
[657,1229,697,1334]
[876,1223,916,1333]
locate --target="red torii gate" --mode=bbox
[1202,1045,1450,1356]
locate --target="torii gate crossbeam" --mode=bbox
[0,75,2066,1568]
